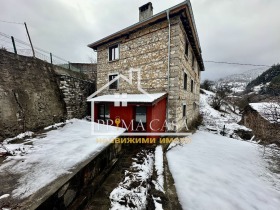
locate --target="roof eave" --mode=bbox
[87,1,189,50]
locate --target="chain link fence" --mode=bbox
[0,31,82,73]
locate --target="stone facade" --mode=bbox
[94,14,202,131]
[169,17,201,129]
[241,105,280,145]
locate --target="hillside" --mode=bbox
[216,68,267,93]
[246,64,280,95]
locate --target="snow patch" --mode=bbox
[249,102,280,123]
[110,150,154,210]
[0,194,10,200]
[153,146,164,193]
[4,131,34,143]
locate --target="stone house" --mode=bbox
[241,103,280,145]
[87,1,204,132]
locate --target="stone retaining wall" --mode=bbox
[0,50,95,141]
[35,143,123,210]
[58,75,95,119]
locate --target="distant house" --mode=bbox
[87,1,204,132]
[241,102,280,145]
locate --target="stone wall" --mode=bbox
[70,63,97,81]
[0,50,95,141]
[0,50,65,141]
[241,105,280,145]
[169,17,201,129]
[95,15,202,131]
[58,75,95,119]
[96,20,169,94]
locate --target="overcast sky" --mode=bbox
[1,0,280,80]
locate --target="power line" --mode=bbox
[204,60,271,67]
[0,20,23,25]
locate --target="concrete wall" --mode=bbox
[0,50,95,141]
[95,15,201,131]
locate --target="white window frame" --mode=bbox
[108,44,120,62]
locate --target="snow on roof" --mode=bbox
[249,102,280,123]
[0,119,125,200]
[87,92,167,103]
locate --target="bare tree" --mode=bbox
[201,79,214,91]
[210,84,232,110]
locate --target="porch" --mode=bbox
[88,93,167,133]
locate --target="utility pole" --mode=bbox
[24,22,35,57]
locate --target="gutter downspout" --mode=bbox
[166,9,171,131]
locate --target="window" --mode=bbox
[193,102,197,110]
[185,40,189,57]
[192,53,195,69]
[135,106,147,131]
[109,44,119,61]
[98,104,110,121]
[183,72,187,90]
[109,74,118,89]
[183,104,186,117]
[191,79,194,93]
[135,106,147,123]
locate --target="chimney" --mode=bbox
[139,2,153,21]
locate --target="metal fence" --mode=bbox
[0,31,82,73]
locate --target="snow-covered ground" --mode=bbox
[154,145,164,193]
[200,90,251,139]
[167,131,280,210]
[0,119,125,199]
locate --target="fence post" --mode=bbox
[68,62,70,70]
[24,22,35,57]
[50,53,53,64]
[11,36,17,55]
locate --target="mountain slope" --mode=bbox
[217,68,267,93]
[246,64,280,95]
